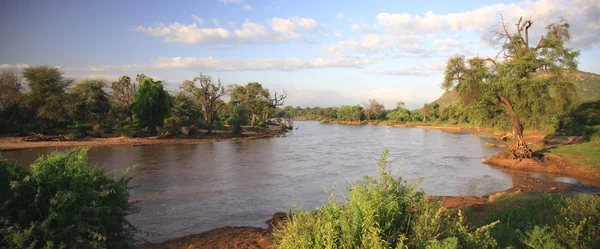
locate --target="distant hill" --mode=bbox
[432,70,600,108]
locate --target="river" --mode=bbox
[0,120,581,242]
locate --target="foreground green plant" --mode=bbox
[0,148,137,248]
[274,150,498,249]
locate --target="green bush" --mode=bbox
[0,148,137,248]
[275,150,498,249]
[227,117,245,134]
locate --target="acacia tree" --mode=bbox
[442,17,579,159]
[182,74,226,134]
[0,71,27,133]
[70,78,111,129]
[131,78,171,134]
[23,66,73,133]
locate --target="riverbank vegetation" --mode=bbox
[274,150,600,249]
[0,148,136,248]
[0,68,289,138]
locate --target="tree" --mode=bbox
[0,71,27,133]
[262,89,287,123]
[70,78,111,129]
[396,101,405,109]
[442,17,579,159]
[422,103,430,123]
[110,76,137,120]
[182,74,226,134]
[170,92,203,128]
[131,78,171,134]
[23,66,73,132]
[363,99,385,122]
[228,82,270,127]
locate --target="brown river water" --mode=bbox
[1,120,587,242]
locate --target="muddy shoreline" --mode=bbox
[140,175,600,249]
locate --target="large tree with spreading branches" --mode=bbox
[442,17,579,159]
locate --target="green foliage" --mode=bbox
[69,78,111,129]
[556,101,600,136]
[441,18,579,136]
[0,148,137,248]
[23,66,74,131]
[275,150,498,249]
[132,78,171,134]
[469,193,600,249]
[227,117,245,134]
[169,92,203,128]
[227,82,271,126]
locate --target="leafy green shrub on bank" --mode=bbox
[0,148,137,248]
[275,150,498,249]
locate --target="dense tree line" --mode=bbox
[281,100,434,124]
[0,68,287,136]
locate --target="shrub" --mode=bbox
[227,117,245,134]
[0,148,137,248]
[274,150,498,249]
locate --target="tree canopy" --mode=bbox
[442,17,579,159]
[131,78,171,134]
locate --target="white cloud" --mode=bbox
[242,5,253,11]
[336,12,345,19]
[367,67,436,76]
[325,34,424,54]
[373,0,599,49]
[136,23,231,44]
[65,56,372,72]
[310,57,372,68]
[270,17,317,40]
[219,0,243,5]
[333,29,343,37]
[349,23,371,32]
[137,16,320,44]
[191,14,204,25]
[234,20,270,41]
[0,63,30,69]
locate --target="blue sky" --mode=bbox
[1,0,599,109]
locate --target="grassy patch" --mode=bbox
[468,193,600,249]
[545,128,600,170]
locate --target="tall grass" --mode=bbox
[274,150,498,249]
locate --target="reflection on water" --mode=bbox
[0,121,585,242]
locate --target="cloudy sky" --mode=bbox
[1,0,598,109]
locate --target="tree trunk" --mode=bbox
[499,95,533,159]
[18,110,24,135]
[251,114,256,127]
[207,111,215,135]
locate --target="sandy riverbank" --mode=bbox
[0,126,287,152]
